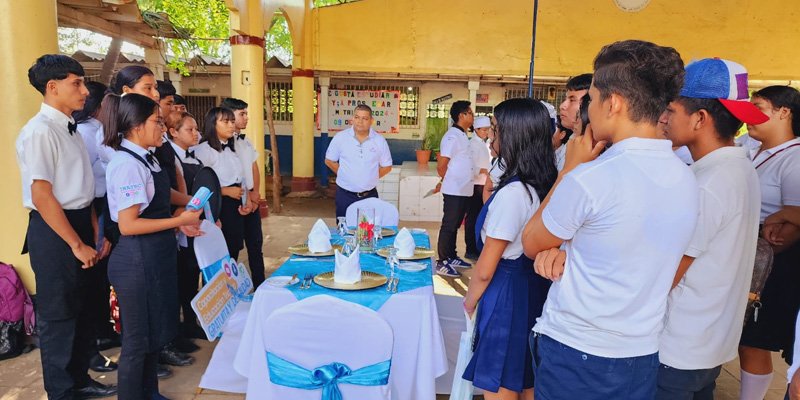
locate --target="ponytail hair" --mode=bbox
[752,85,800,137]
[108,65,154,95]
[165,111,195,140]
[99,93,159,149]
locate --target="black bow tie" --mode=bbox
[222,141,235,152]
[145,151,156,166]
[237,134,246,140]
[185,149,196,159]
[67,122,77,135]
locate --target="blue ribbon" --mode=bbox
[266,352,391,400]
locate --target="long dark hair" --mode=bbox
[493,98,558,201]
[99,93,159,150]
[752,85,800,136]
[579,94,591,136]
[201,107,235,151]
[108,65,154,95]
[74,81,107,124]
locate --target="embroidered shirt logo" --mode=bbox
[120,183,144,198]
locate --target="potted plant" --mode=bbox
[417,114,448,165]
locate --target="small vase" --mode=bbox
[356,208,376,252]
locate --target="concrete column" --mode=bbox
[0,0,58,294]
[144,40,166,79]
[318,76,330,133]
[229,0,266,199]
[468,80,480,109]
[168,71,183,95]
[290,72,316,193]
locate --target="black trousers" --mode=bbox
[437,194,470,261]
[464,184,485,256]
[243,209,265,288]
[85,197,115,342]
[334,187,379,219]
[220,196,245,260]
[27,208,95,399]
[176,243,201,333]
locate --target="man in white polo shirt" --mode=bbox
[435,100,476,277]
[325,104,393,219]
[658,58,765,399]
[521,40,698,400]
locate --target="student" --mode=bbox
[658,58,765,400]
[553,74,591,169]
[157,80,176,111]
[220,97,266,288]
[173,94,187,113]
[194,107,252,260]
[738,85,800,400]
[17,54,117,399]
[521,40,698,400]
[154,80,184,194]
[165,111,206,338]
[102,93,201,400]
[436,100,476,277]
[462,98,556,400]
[464,115,492,261]
[74,80,120,372]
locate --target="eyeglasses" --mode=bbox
[147,118,166,128]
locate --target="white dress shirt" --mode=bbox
[77,118,107,198]
[439,126,474,196]
[16,103,94,210]
[105,139,159,221]
[469,134,491,185]
[325,127,392,193]
[748,137,800,222]
[194,141,244,187]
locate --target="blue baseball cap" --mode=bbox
[680,58,768,125]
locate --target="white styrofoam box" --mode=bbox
[382,173,400,183]
[398,177,419,197]
[382,191,398,201]
[381,183,399,194]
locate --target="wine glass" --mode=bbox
[336,216,347,237]
[386,247,399,280]
[343,235,357,257]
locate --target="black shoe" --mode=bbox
[158,346,194,367]
[464,252,479,261]
[157,364,173,379]
[89,352,118,372]
[171,336,200,354]
[74,379,117,399]
[96,337,121,351]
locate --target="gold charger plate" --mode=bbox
[346,227,397,238]
[376,246,436,260]
[288,244,342,257]
[313,270,388,291]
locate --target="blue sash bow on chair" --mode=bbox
[266,352,391,400]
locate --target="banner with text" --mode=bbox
[325,89,401,133]
[191,256,253,340]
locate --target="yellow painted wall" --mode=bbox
[312,0,800,80]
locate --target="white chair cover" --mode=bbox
[199,301,250,393]
[345,197,400,227]
[260,295,393,400]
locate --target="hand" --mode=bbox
[179,224,204,237]
[248,190,259,204]
[563,129,607,173]
[463,300,476,318]
[222,186,243,200]
[248,199,260,214]
[72,242,98,269]
[433,182,442,194]
[238,204,252,216]
[533,248,567,281]
[791,368,800,400]
[178,208,202,225]
[97,238,112,260]
[762,222,785,246]
[215,220,222,228]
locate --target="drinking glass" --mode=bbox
[336,216,347,237]
[343,235,357,257]
[356,208,375,252]
[386,247,399,280]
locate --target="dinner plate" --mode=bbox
[264,275,300,287]
[376,246,436,260]
[346,227,397,238]
[313,271,388,291]
[288,244,342,257]
[397,261,427,272]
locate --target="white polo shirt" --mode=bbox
[659,146,760,370]
[325,127,392,193]
[533,137,699,358]
[440,126,474,196]
[482,181,541,259]
[748,137,800,222]
[469,134,491,185]
[235,133,258,190]
[105,139,159,221]
[674,145,694,165]
[194,141,244,187]
[16,103,94,211]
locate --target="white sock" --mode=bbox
[740,370,773,400]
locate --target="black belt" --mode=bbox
[340,187,376,198]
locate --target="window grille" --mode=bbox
[505,84,567,107]
[185,95,218,131]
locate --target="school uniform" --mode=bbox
[16,103,97,399]
[741,137,800,364]
[657,147,760,399]
[194,140,246,260]
[531,138,699,400]
[464,134,491,258]
[230,133,265,287]
[324,127,393,218]
[106,139,179,399]
[171,140,204,334]
[462,178,551,392]
[437,125,475,261]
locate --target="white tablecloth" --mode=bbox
[202,283,448,399]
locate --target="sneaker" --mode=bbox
[436,260,461,277]
[449,257,472,268]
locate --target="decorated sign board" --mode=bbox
[324,89,401,133]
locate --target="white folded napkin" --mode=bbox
[393,227,416,258]
[334,247,361,284]
[307,218,332,253]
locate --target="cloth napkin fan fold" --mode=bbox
[334,248,361,284]
[393,227,416,258]
[307,219,332,253]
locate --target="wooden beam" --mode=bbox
[59,0,104,7]
[58,5,156,48]
[98,11,141,23]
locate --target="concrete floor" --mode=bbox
[0,197,790,399]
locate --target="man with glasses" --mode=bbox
[325,104,393,219]
[436,100,476,277]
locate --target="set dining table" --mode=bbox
[199,226,448,400]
